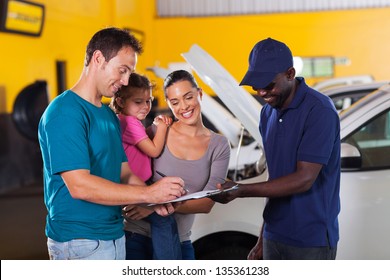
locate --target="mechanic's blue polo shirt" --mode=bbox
[259,77,340,248]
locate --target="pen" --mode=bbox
[156,171,190,193]
[156,170,167,178]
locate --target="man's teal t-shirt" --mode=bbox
[38,90,127,242]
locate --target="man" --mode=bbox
[213,38,340,260]
[38,27,185,260]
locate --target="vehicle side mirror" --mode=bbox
[341,142,362,170]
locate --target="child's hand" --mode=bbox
[153,115,172,127]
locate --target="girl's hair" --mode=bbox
[111,73,154,114]
[163,70,199,98]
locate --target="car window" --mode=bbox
[343,108,390,169]
[331,90,376,112]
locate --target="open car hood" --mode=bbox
[181,44,263,145]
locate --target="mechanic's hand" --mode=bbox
[211,180,240,204]
[247,239,263,260]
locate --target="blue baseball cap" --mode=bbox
[240,38,293,89]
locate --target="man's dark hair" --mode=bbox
[85,27,143,66]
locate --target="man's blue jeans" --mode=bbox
[47,236,125,260]
[263,238,337,260]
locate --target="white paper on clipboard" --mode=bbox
[149,185,239,205]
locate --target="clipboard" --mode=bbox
[149,185,239,205]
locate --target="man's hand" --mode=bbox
[147,177,186,204]
[211,180,240,204]
[247,239,263,260]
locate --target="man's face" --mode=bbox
[252,68,295,109]
[97,46,138,98]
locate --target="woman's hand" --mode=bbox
[122,205,153,220]
[153,201,183,216]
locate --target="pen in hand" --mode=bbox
[156,171,190,194]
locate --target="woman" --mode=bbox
[123,70,231,259]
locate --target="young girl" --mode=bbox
[111,72,182,260]
[123,70,231,259]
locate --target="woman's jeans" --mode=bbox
[47,235,125,260]
[125,231,195,260]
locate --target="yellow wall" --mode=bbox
[1,0,390,112]
[114,0,155,72]
[149,8,390,100]
[0,0,115,112]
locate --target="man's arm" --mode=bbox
[248,223,264,260]
[61,168,185,206]
[212,161,322,204]
[239,161,322,198]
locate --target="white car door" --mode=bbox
[338,93,390,259]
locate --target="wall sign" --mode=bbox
[0,0,45,37]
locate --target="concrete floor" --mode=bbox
[0,183,48,260]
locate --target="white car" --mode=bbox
[336,86,390,259]
[312,75,374,92]
[322,81,389,112]
[183,44,390,260]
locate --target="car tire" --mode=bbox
[12,80,48,141]
[197,244,251,260]
[194,231,257,260]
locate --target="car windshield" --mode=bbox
[323,81,389,113]
[339,85,390,121]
